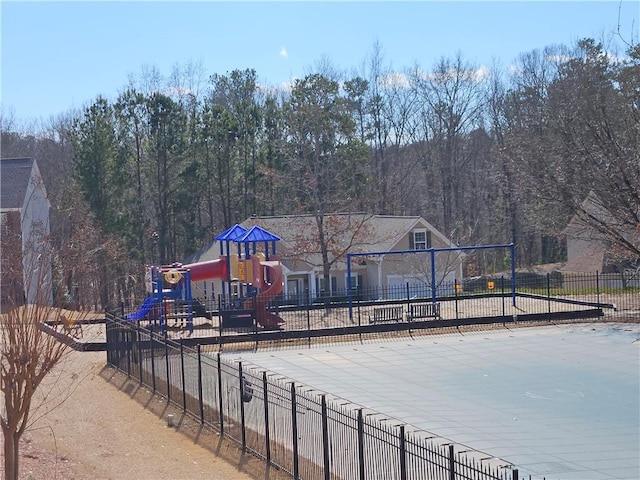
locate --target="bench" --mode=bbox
[407,302,441,321]
[220,309,255,329]
[370,306,404,324]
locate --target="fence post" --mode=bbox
[399,425,407,480]
[512,468,519,480]
[262,371,271,464]
[239,363,247,452]
[255,303,259,351]
[321,395,330,480]
[150,326,156,394]
[547,273,551,314]
[180,339,186,412]
[217,352,224,435]
[126,330,132,377]
[596,270,600,304]
[358,409,365,480]
[104,314,111,365]
[454,279,459,320]
[501,276,506,317]
[448,444,455,480]
[136,322,143,384]
[307,305,311,348]
[218,296,223,352]
[291,383,299,480]
[357,300,362,344]
[197,345,204,423]
[165,334,171,401]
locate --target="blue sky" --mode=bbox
[1,1,638,126]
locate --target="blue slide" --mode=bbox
[126,296,159,321]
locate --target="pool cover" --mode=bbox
[229,323,640,479]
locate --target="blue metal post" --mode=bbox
[184,270,194,333]
[156,270,166,334]
[347,253,353,321]
[430,248,437,304]
[510,243,516,306]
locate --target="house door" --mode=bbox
[287,279,300,304]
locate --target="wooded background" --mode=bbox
[2,38,638,308]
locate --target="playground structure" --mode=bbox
[126,224,285,331]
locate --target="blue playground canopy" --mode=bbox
[237,226,281,243]
[215,224,248,241]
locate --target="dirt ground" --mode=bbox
[0,348,289,480]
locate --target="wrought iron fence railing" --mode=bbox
[105,315,518,480]
[104,271,639,480]
[114,272,635,346]
[184,271,638,311]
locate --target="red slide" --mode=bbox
[246,256,285,329]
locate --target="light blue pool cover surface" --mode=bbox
[228,323,640,479]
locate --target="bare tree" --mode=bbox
[1,219,90,480]
[410,54,487,239]
[504,39,640,264]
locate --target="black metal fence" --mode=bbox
[116,272,636,347]
[192,270,639,311]
[105,314,519,480]
[103,271,638,480]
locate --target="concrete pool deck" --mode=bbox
[228,322,640,479]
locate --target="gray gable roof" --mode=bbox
[243,213,454,254]
[183,214,458,273]
[1,157,36,210]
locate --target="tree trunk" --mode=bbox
[3,428,19,480]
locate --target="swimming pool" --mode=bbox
[229,323,640,479]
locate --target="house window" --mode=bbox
[316,276,337,295]
[345,273,362,291]
[410,229,431,250]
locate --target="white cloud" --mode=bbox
[472,65,491,82]
[507,64,521,75]
[162,86,194,98]
[257,81,295,96]
[547,54,572,65]
[378,72,411,89]
[280,47,288,58]
[417,66,492,84]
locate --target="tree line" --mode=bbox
[2,38,638,308]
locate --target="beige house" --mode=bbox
[561,194,639,288]
[0,158,52,310]
[562,194,638,274]
[185,214,462,303]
